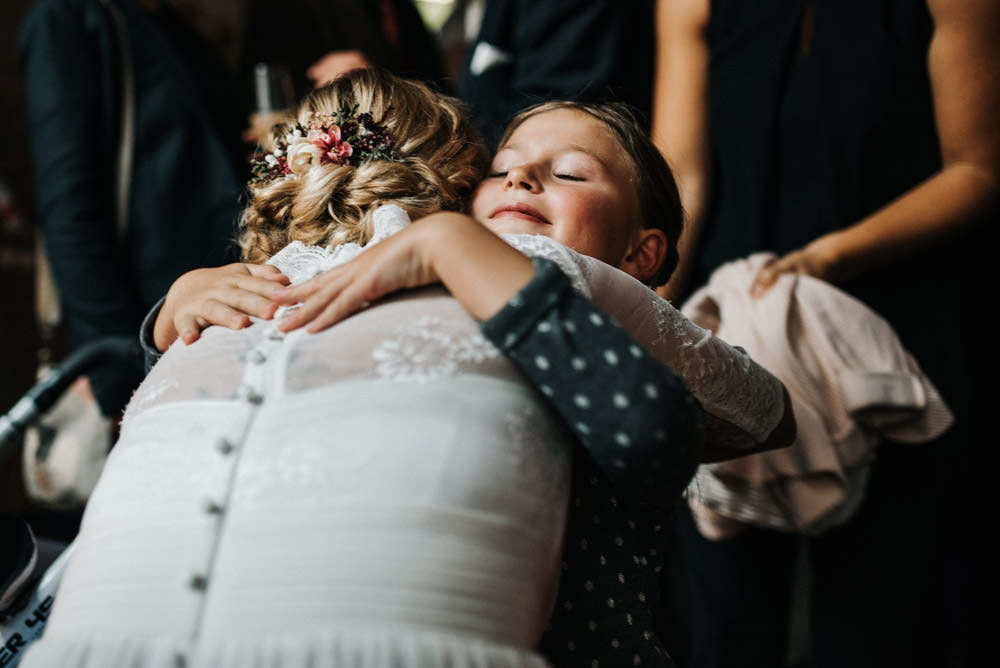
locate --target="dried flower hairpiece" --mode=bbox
[249,106,401,184]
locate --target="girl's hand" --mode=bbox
[272,212,535,334]
[273,221,439,333]
[155,263,290,350]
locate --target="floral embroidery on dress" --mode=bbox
[373,316,501,382]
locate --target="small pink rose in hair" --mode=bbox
[328,142,353,163]
[307,124,353,164]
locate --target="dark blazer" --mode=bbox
[457,0,657,148]
[19,0,248,414]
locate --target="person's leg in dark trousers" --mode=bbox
[809,438,958,668]
[675,504,800,667]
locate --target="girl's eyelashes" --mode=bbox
[485,163,587,181]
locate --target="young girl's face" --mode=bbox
[471,108,642,269]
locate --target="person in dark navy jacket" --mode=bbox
[457,0,656,148]
[19,0,248,418]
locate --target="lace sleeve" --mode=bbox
[503,235,785,451]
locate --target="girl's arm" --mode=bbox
[273,212,705,513]
[147,212,537,351]
[481,256,704,513]
[751,0,1000,292]
[530,238,795,463]
[275,210,787,469]
[272,212,536,330]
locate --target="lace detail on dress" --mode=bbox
[501,234,592,297]
[267,204,412,284]
[373,315,501,382]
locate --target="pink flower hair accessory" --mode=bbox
[249,105,401,184]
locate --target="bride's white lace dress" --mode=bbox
[21,208,783,668]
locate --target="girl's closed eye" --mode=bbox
[555,172,585,181]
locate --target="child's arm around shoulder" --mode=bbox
[539,244,795,462]
[271,214,704,514]
[272,212,537,331]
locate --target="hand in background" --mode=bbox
[750,233,843,298]
[244,111,293,146]
[155,263,290,350]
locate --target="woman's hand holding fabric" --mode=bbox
[155,263,290,350]
[750,233,843,297]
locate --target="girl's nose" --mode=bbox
[504,165,540,192]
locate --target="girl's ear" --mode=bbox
[621,228,668,283]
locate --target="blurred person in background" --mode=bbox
[652,0,998,665]
[242,0,447,102]
[457,0,657,149]
[18,0,249,422]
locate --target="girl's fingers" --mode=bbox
[278,271,374,333]
[245,263,290,283]
[272,280,320,305]
[219,286,279,321]
[276,280,343,331]
[304,283,366,333]
[175,313,203,346]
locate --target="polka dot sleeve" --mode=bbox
[481,257,705,514]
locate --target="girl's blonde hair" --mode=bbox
[239,68,489,263]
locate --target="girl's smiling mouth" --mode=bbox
[488,202,551,224]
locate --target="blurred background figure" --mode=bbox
[0,180,32,276]
[240,0,448,147]
[652,0,997,666]
[456,0,657,149]
[242,0,447,99]
[16,0,249,536]
[436,0,484,87]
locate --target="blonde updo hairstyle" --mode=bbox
[239,67,490,263]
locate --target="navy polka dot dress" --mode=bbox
[482,258,705,666]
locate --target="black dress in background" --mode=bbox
[673,1,979,666]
